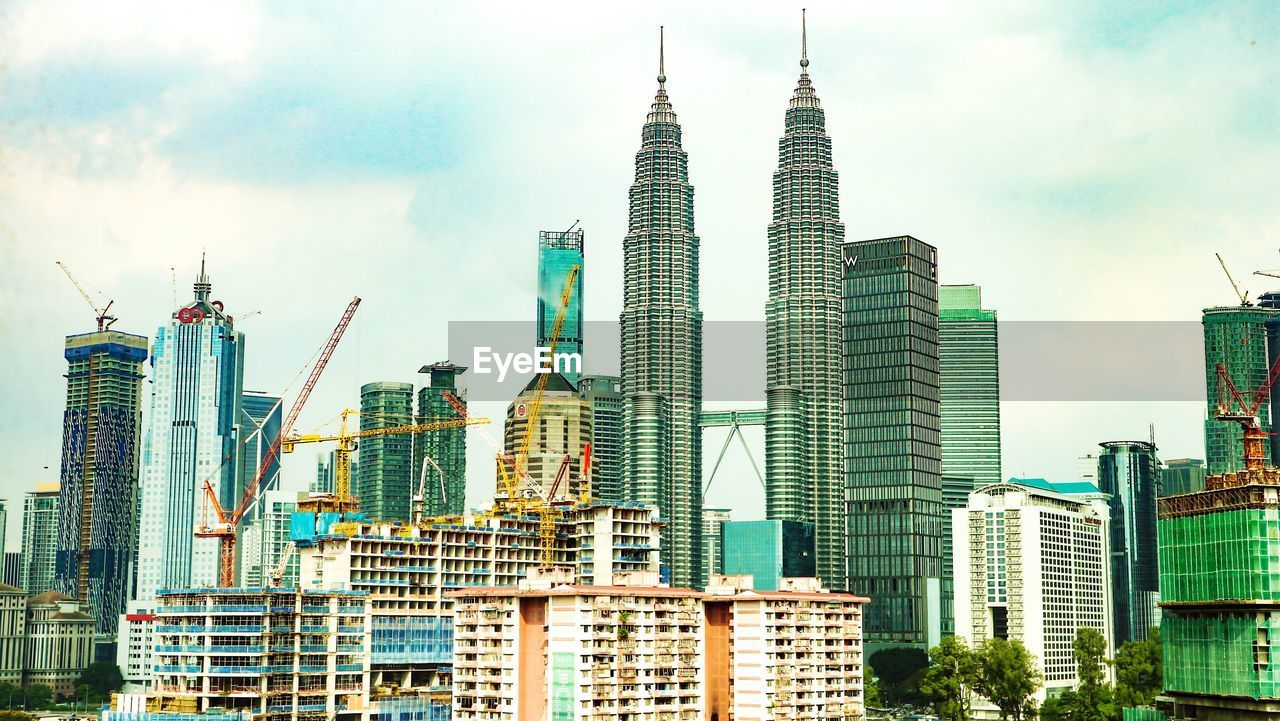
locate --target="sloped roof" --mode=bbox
[0,583,25,595]
[28,590,72,606]
[518,370,576,395]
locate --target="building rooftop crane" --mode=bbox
[1216,252,1251,306]
[1215,353,1280,473]
[56,260,117,331]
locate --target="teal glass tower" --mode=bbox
[578,375,623,503]
[356,381,415,521]
[537,229,584,387]
[620,30,703,589]
[764,12,846,591]
[416,363,468,517]
[842,235,943,649]
[1202,304,1279,474]
[722,520,815,592]
[1097,440,1161,646]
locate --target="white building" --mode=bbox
[240,490,299,587]
[23,591,95,697]
[136,263,245,600]
[116,599,158,689]
[954,481,1113,715]
[0,584,25,685]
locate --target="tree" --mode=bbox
[1114,628,1162,709]
[1071,627,1116,721]
[0,685,19,712]
[865,676,883,709]
[921,636,980,721]
[78,661,124,698]
[0,710,34,721]
[869,647,929,706]
[22,685,52,711]
[974,638,1042,721]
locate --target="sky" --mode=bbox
[1,1,1278,551]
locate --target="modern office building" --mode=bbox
[1097,441,1161,645]
[415,362,469,517]
[763,23,846,592]
[1202,305,1279,474]
[23,591,95,697]
[955,481,1112,717]
[0,584,23,685]
[701,508,731,579]
[841,235,943,648]
[578,375,623,503]
[136,262,245,600]
[502,372,593,502]
[236,391,282,523]
[620,33,704,589]
[537,229,585,387]
[53,329,148,641]
[21,482,60,596]
[1161,458,1206,497]
[238,489,298,587]
[355,381,415,522]
[722,519,816,592]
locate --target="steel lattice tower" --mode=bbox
[620,29,704,589]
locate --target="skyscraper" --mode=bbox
[1202,305,1279,474]
[763,13,846,591]
[537,229,584,388]
[502,373,593,502]
[842,235,943,648]
[238,489,298,587]
[22,482,61,595]
[1161,457,1206,497]
[236,391,281,525]
[722,519,816,592]
[136,262,245,600]
[702,507,732,578]
[578,375,623,503]
[1097,440,1161,645]
[415,362,468,517]
[54,329,148,639]
[356,381,415,521]
[620,30,703,588]
[314,451,355,496]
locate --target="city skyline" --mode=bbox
[3,2,1279,550]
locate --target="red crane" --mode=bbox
[197,297,361,587]
[1215,353,1280,472]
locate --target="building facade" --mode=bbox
[502,373,593,502]
[841,235,943,648]
[22,482,61,596]
[415,362,469,517]
[763,32,846,592]
[578,375,623,503]
[238,490,299,587]
[722,520,816,592]
[954,482,1112,715]
[1097,441,1161,645]
[1202,305,1279,475]
[136,264,245,599]
[1161,458,1206,497]
[0,584,23,685]
[237,391,282,523]
[537,229,585,387]
[702,508,731,579]
[356,381,415,522]
[115,599,156,688]
[23,591,95,697]
[620,38,704,589]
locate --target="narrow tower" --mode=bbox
[620,28,704,588]
[765,10,847,589]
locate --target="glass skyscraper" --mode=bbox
[1202,305,1279,474]
[620,34,704,588]
[763,21,846,591]
[1160,457,1205,497]
[578,375,623,503]
[22,482,60,595]
[416,362,468,516]
[136,263,245,600]
[842,235,943,649]
[356,381,416,521]
[1097,440,1161,645]
[54,329,147,638]
[537,229,584,388]
[237,391,281,525]
[722,520,815,592]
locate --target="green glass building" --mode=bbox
[842,235,943,649]
[415,362,468,517]
[1098,440,1161,646]
[619,34,703,588]
[763,19,846,591]
[356,381,415,521]
[578,375,623,503]
[537,229,584,387]
[1161,458,1205,497]
[722,520,815,592]
[1202,305,1279,474]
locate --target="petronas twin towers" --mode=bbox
[621,17,845,591]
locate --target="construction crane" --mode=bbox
[282,410,489,516]
[196,297,361,587]
[516,264,580,475]
[1216,252,1251,306]
[1215,353,1280,473]
[56,261,117,331]
[441,389,527,502]
[413,455,447,526]
[269,542,296,587]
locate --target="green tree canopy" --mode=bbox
[974,638,1042,721]
[77,661,124,698]
[869,647,930,706]
[921,636,981,721]
[22,685,52,711]
[1114,628,1162,709]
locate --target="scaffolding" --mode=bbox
[371,615,454,665]
[1163,610,1280,699]
[1158,508,1280,603]
[1121,709,1165,721]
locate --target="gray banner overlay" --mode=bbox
[447,321,1206,403]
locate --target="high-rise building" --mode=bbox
[841,235,943,648]
[955,481,1112,715]
[355,381,415,521]
[238,489,297,587]
[722,519,816,592]
[1202,305,1279,474]
[502,373,592,501]
[578,375,623,503]
[537,229,585,388]
[620,32,703,588]
[763,19,846,592]
[236,391,281,524]
[1097,440,1161,645]
[1161,457,1206,497]
[314,450,356,496]
[415,362,468,517]
[136,262,245,600]
[21,483,60,595]
[53,330,148,640]
[702,507,731,578]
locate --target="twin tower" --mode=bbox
[620,17,845,591]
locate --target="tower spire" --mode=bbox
[801,8,809,72]
[194,252,212,302]
[658,26,666,86]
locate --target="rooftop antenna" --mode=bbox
[658,26,665,86]
[565,219,581,234]
[170,266,178,308]
[801,8,809,72]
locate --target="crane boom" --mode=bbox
[516,265,579,476]
[56,261,117,331]
[1215,354,1280,472]
[1216,252,1249,306]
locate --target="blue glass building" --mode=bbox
[238,391,282,523]
[722,520,815,591]
[537,228,584,387]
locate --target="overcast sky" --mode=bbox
[1,1,1277,551]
